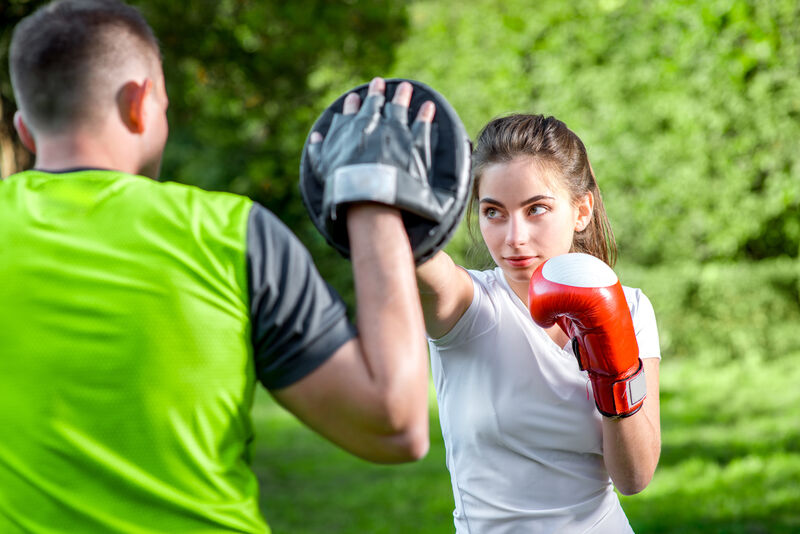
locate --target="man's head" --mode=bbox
[9,0,169,178]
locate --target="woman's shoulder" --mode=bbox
[455,266,508,315]
[621,286,655,318]
[428,267,504,347]
[622,285,661,359]
[466,266,505,290]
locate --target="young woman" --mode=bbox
[417,114,661,533]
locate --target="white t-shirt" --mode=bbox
[429,267,660,534]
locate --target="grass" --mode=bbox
[251,354,800,533]
[620,355,800,533]
[251,385,453,533]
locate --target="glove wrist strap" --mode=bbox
[323,164,399,220]
[323,164,445,223]
[590,358,647,418]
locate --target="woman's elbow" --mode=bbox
[613,459,658,495]
[615,473,653,496]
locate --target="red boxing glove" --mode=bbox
[528,253,646,418]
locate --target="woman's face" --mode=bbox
[478,157,592,289]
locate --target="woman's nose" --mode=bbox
[505,214,529,247]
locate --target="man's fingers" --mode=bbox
[367,77,385,96]
[381,81,413,125]
[414,101,436,124]
[345,75,386,115]
[310,131,323,143]
[337,79,434,133]
[358,78,386,119]
[412,100,435,172]
[392,81,413,108]
[342,93,360,115]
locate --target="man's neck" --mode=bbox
[33,128,139,176]
[33,166,112,174]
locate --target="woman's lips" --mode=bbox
[505,256,535,268]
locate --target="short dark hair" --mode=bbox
[9,0,160,134]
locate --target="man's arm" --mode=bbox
[268,79,430,463]
[270,203,428,463]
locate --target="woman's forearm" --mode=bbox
[602,359,661,494]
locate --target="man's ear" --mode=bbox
[13,111,36,154]
[119,78,153,134]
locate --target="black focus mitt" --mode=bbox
[299,78,471,264]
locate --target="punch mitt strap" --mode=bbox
[300,79,472,264]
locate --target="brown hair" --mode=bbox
[467,114,617,267]
[9,0,160,134]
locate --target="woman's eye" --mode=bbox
[484,207,498,218]
[529,205,547,216]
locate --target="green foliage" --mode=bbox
[617,258,800,363]
[391,0,800,264]
[140,0,406,202]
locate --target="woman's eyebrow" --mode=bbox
[479,197,504,207]
[479,195,555,207]
[519,194,555,207]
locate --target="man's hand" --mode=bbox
[306,77,439,224]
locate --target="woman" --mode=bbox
[417,114,661,533]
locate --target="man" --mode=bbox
[1,0,432,531]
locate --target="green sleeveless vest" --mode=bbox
[0,170,269,532]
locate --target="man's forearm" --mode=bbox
[347,203,429,432]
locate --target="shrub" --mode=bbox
[391,0,800,264]
[617,259,800,363]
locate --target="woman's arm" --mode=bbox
[415,250,474,339]
[601,358,661,495]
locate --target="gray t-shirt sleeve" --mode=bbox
[246,203,356,389]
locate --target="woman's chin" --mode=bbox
[501,266,536,286]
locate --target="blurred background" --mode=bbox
[2,0,799,531]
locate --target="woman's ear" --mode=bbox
[13,111,36,154]
[575,191,594,232]
[118,78,152,134]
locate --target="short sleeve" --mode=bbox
[246,203,356,389]
[623,287,661,360]
[429,269,499,349]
